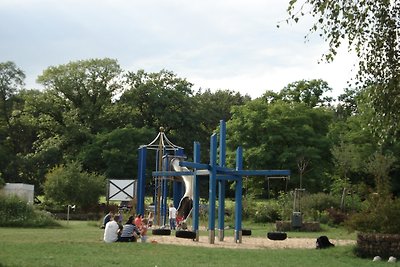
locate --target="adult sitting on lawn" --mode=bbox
[101,211,113,229]
[103,215,122,243]
[119,215,141,242]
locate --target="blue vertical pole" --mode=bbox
[208,133,217,244]
[173,181,183,208]
[218,120,226,241]
[162,154,168,226]
[235,146,243,243]
[154,149,159,225]
[137,146,147,216]
[193,141,201,241]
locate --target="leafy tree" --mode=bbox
[6,90,66,191]
[44,161,105,211]
[331,142,362,184]
[346,152,399,235]
[287,0,400,140]
[227,99,333,194]
[78,126,154,180]
[366,152,396,196]
[276,79,333,107]
[37,58,122,134]
[335,88,360,120]
[192,88,251,160]
[0,61,25,127]
[121,69,198,152]
[0,62,26,182]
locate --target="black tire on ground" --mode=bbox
[152,228,171,236]
[175,230,197,239]
[267,232,287,241]
[242,229,252,236]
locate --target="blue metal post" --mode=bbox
[234,146,243,243]
[218,120,226,241]
[208,134,217,244]
[137,146,147,216]
[154,149,160,225]
[161,154,168,226]
[193,141,201,241]
[173,181,183,208]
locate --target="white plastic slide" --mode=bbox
[171,158,194,220]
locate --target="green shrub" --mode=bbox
[0,195,60,227]
[241,195,257,219]
[44,161,106,211]
[345,195,400,234]
[253,201,281,223]
[0,176,5,189]
[277,192,293,220]
[301,193,339,221]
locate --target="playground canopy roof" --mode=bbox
[140,127,183,151]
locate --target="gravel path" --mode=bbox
[148,234,355,250]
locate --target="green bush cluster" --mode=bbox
[253,201,282,223]
[44,161,105,211]
[301,193,339,221]
[0,176,5,189]
[0,195,59,227]
[240,195,285,223]
[345,196,400,234]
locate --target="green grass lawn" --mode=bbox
[0,221,388,267]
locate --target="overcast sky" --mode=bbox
[0,0,358,99]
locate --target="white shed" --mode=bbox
[2,183,35,204]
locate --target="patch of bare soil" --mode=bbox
[147,234,355,250]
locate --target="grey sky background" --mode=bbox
[1,0,357,99]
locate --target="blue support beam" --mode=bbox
[228,169,291,176]
[161,155,168,225]
[137,146,147,216]
[193,141,201,241]
[152,171,194,176]
[208,134,217,244]
[154,149,160,225]
[179,161,210,170]
[218,120,226,241]
[234,146,243,243]
[173,181,183,208]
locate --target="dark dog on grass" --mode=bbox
[316,236,335,249]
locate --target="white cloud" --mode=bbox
[0,0,358,99]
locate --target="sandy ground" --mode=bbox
[147,234,355,250]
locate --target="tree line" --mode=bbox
[0,59,398,201]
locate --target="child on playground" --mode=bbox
[168,203,177,230]
[147,212,154,228]
[134,214,143,228]
[140,218,148,242]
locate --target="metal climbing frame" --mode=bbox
[136,127,184,226]
[151,120,291,244]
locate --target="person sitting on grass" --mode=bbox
[119,215,141,242]
[101,211,113,229]
[103,215,122,243]
[134,214,143,228]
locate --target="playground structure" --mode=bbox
[136,120,290,244]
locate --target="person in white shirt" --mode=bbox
[169,203,177,230]
[103,215,122,243]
